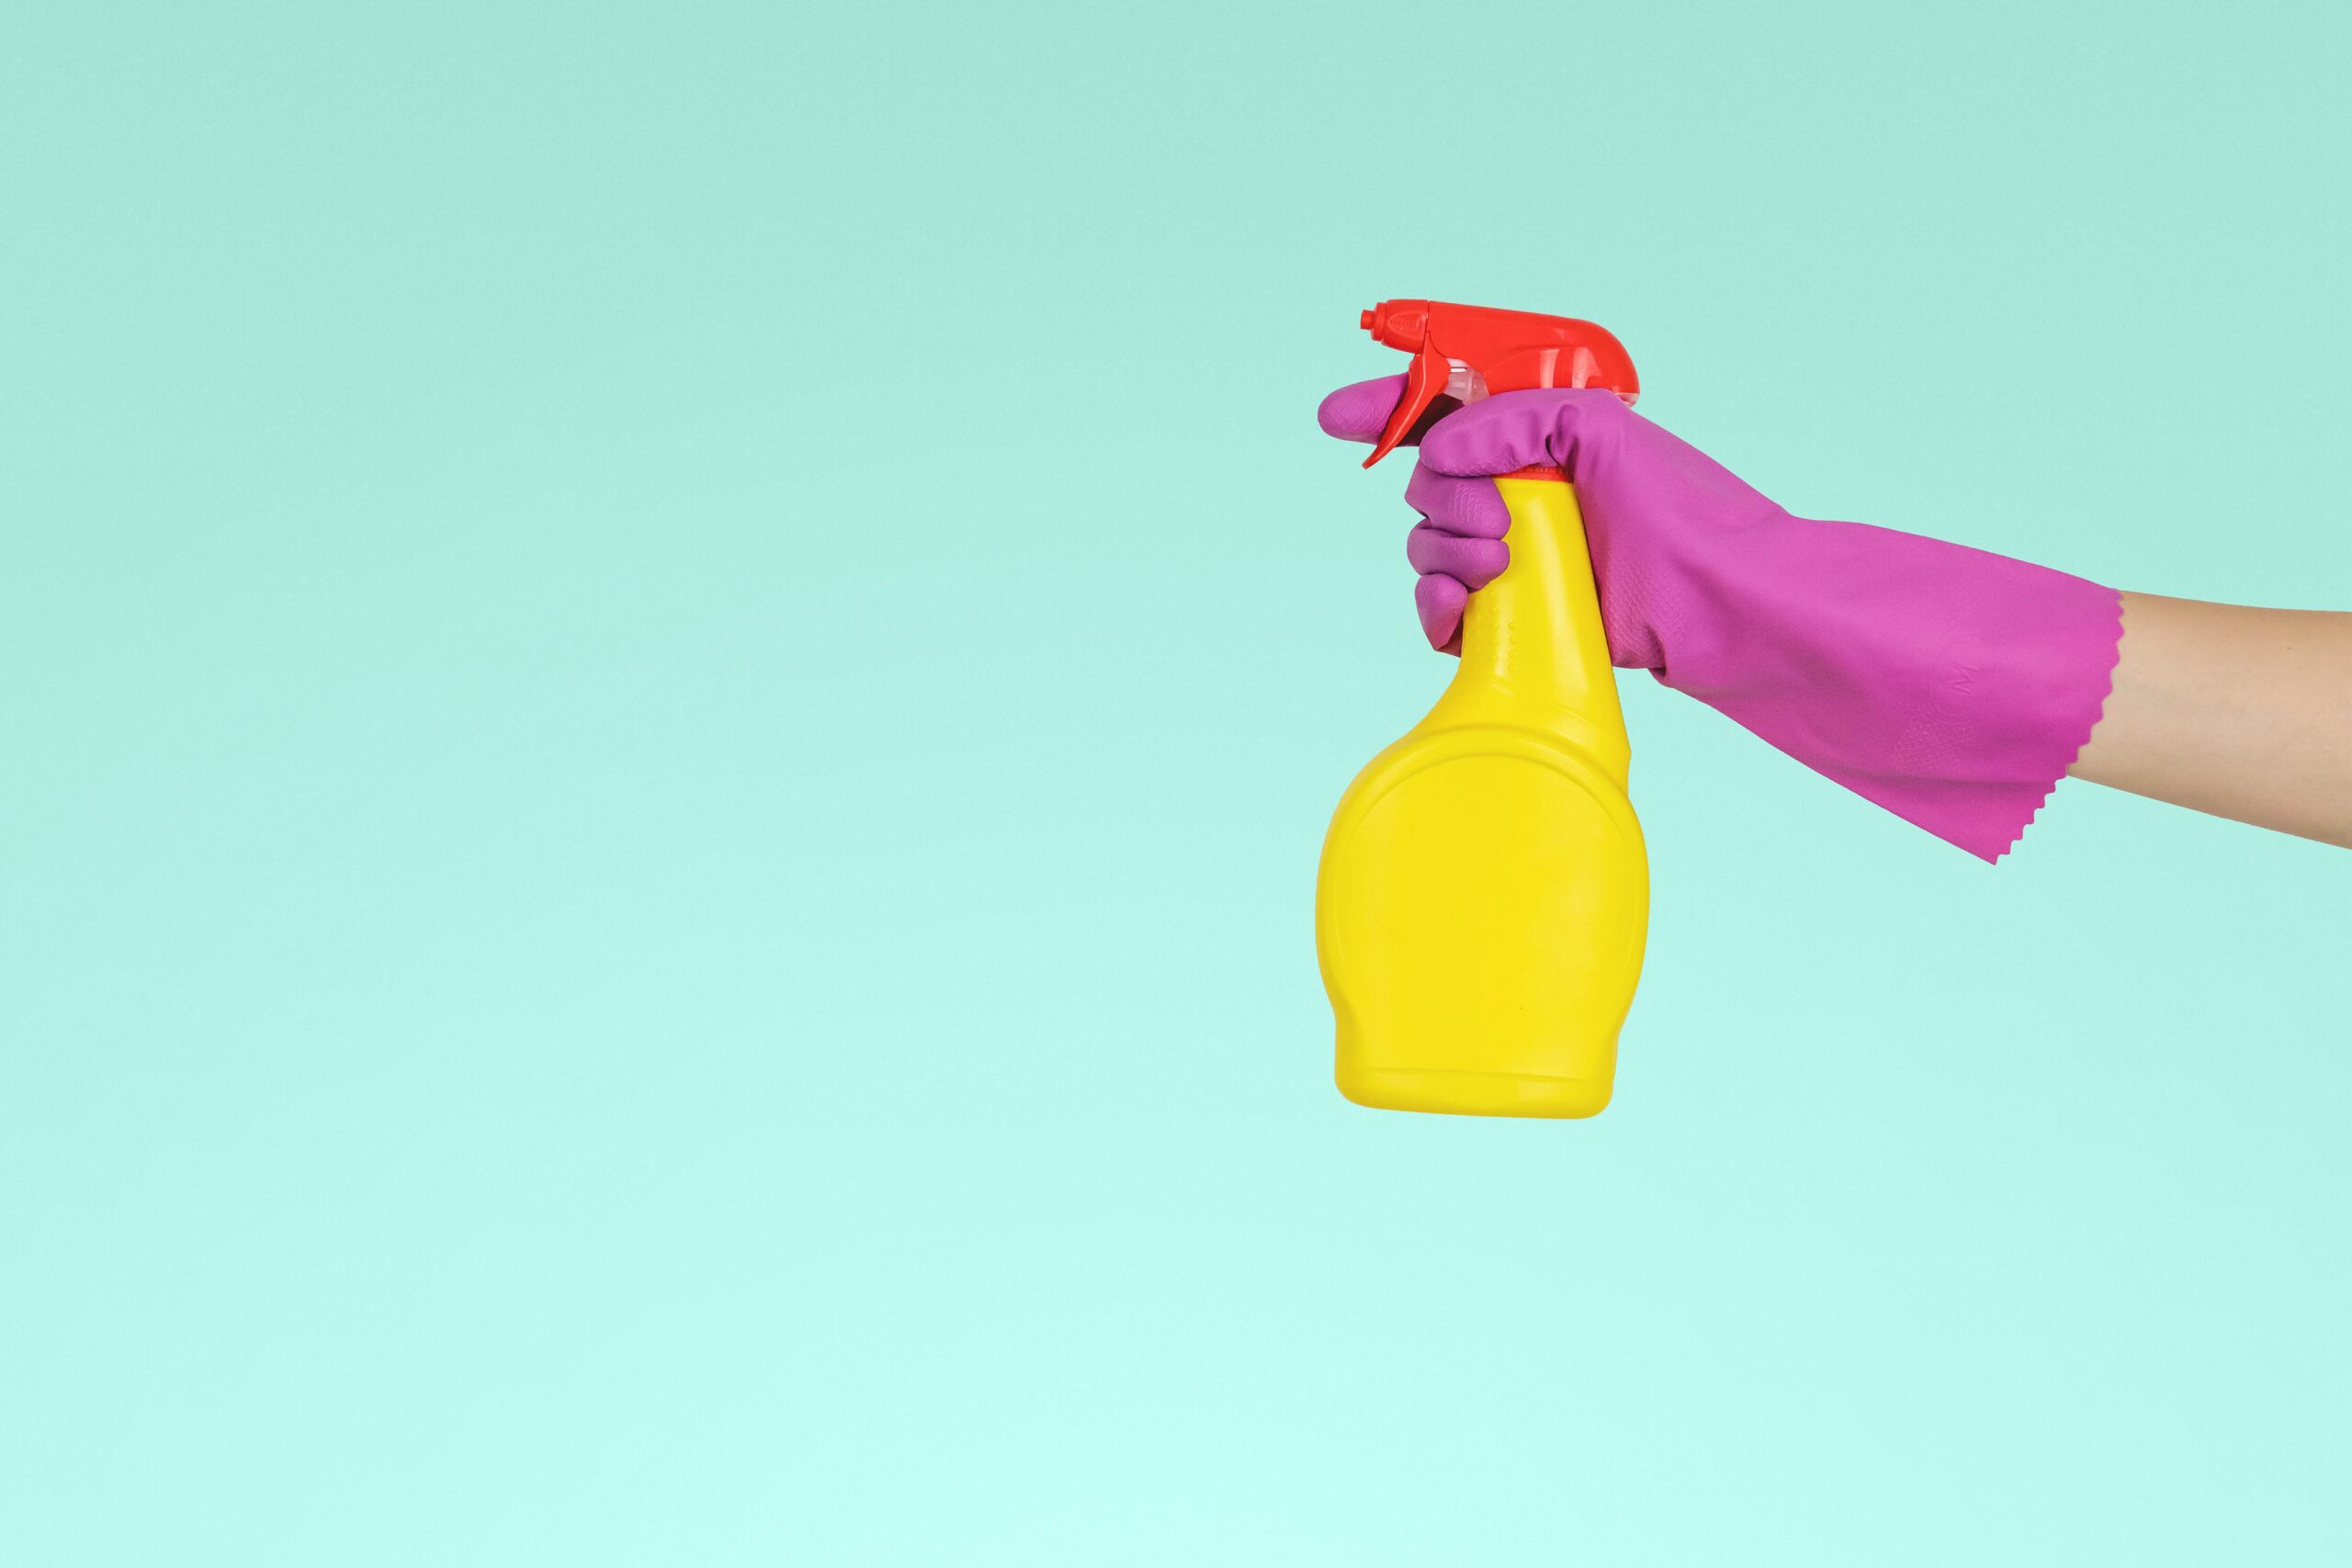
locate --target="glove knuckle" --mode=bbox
[1556,387,1627,423]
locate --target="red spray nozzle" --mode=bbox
[1358,299,1639,468]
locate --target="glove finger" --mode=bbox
[1404,461,1510,538]
[1316,374,1409,445]
[1417,387,1625,478]
[1407,523,1509,589]
[1413,573,1469,653]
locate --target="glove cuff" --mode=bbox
[1656,517,2125,862]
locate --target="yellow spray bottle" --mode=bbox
[1317,299,1647,1118]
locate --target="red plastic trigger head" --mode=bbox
[1353,298,1640,468]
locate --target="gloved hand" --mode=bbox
[1317,376,2124,862]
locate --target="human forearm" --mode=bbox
[2069,592,2352,847]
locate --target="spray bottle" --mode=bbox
[1317,299,1647,1118]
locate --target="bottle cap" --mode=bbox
[1359,299,1639,468]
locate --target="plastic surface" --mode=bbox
[1358,299,1639,468]
[1317,477,1647,1118]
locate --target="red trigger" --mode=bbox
[1363,339,1451,468]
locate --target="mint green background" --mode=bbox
[5,3,2349,1563]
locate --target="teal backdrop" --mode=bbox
[5,3,2349,1562]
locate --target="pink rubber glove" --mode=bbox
[1317,376,2124,862]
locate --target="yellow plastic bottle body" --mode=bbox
[1317,477,1648,1118]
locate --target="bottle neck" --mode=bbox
[1422,475,1629,782]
